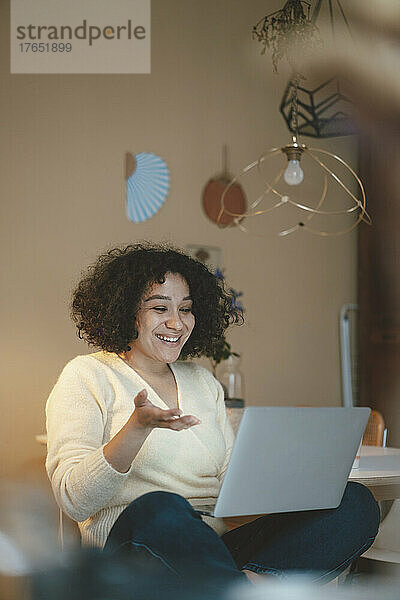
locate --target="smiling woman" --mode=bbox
[46,242,243,547]
[45,242,379,590]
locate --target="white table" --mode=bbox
[349,446,400,563]
[349,446,400,502]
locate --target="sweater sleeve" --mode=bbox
[213,375,235,482]
[45,358,133,522]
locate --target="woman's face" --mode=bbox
[131,272,195,365]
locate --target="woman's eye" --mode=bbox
[152,306,192,313]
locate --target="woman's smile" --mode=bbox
[155,333,182,344]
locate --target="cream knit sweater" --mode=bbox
[46,352,234,548]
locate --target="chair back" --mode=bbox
[362,409,386,446]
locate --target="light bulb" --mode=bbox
[284,159,304,186]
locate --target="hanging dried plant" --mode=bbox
[253,0,321,72]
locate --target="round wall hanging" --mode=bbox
[125,152,170,223]
[202,146,247,228]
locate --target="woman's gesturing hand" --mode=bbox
[104,389,201,472]
[131,389,201,431]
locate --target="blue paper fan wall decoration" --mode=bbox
[125,152,170,223]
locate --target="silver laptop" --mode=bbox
[196,406,370,518]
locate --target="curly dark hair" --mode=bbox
[71,242,243,359]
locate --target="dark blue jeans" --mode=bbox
[104,482,379,590]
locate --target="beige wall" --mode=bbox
[1,0,358,478]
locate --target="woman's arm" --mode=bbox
[214,378,235,482]
[46,359,200,521]
[46,360,129,522]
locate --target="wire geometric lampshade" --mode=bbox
[221,0,370,237]
[280,77,356,138]
[217,137,371,237]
